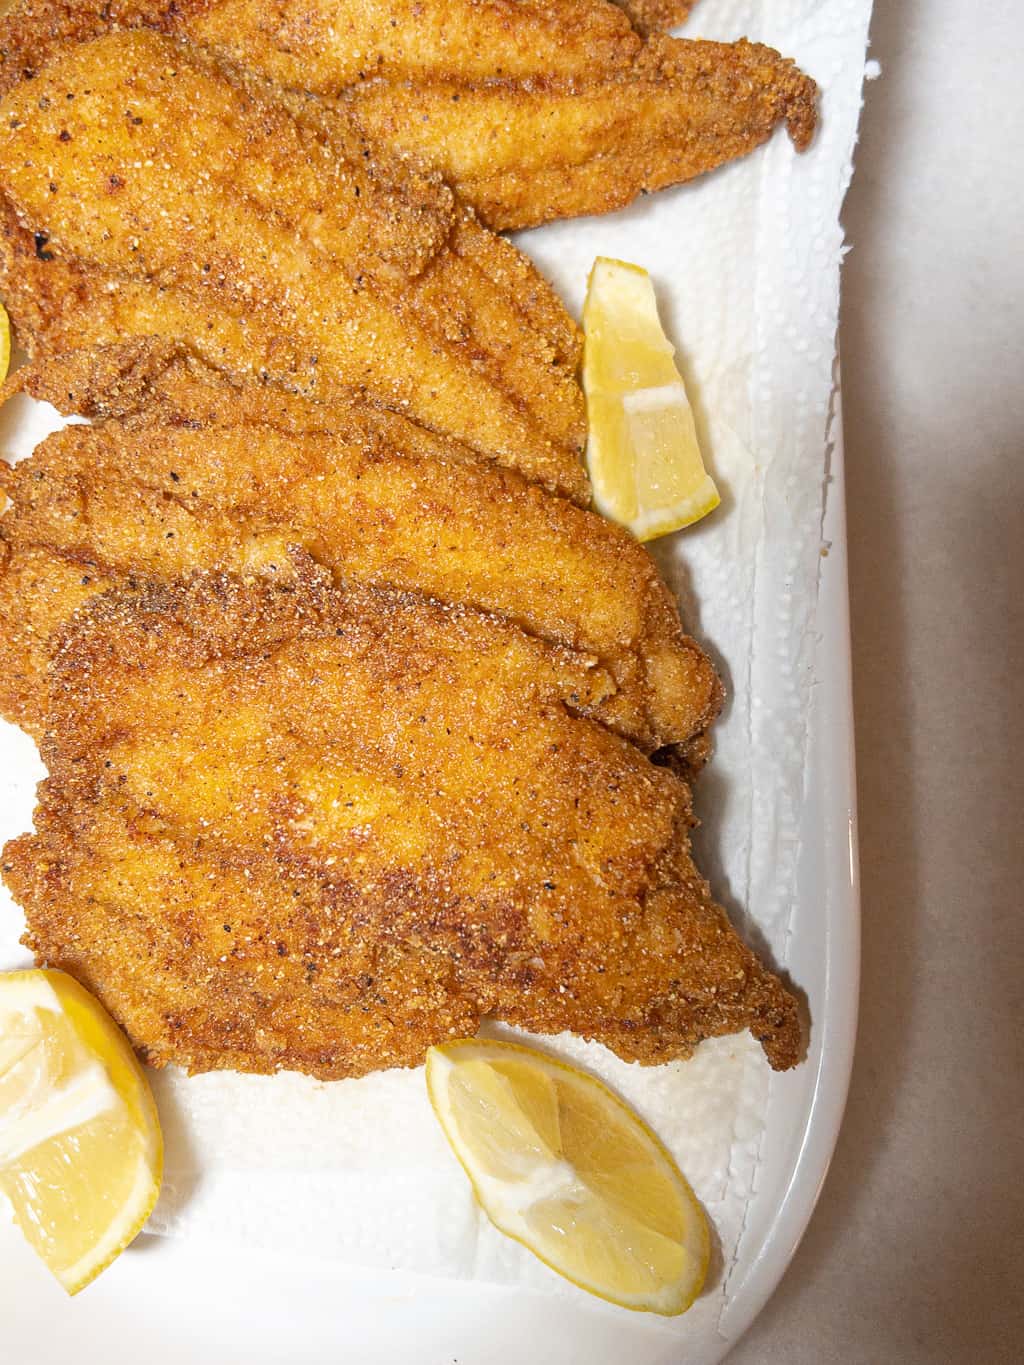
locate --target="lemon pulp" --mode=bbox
[426,1038,709,1315]
[583,257,720,541]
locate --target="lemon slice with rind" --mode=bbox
[426,1038,709,1315]
[583,257,719,541]
[0,969,162,1293]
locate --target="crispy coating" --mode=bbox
[2,571,800,1076]
[0,31,586,494]
[347,32,818,231]
[0,349,721,750]
[0,0,816,230]
[613,0,696,37]
[0,540,104,733]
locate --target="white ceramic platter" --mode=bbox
[0,399,858,1362]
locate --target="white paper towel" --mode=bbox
[0,0,873,1334]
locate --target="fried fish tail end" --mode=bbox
[342,33,818,230]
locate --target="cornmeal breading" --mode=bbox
[0,31,586,493]
[3,571,800,1077]
[0,351,721,750]
[0,0,816,230]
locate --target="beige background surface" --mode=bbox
[730,2,1024,1360]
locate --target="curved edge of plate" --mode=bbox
[716,394,861,1351]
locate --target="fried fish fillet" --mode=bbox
[0,0,816,230]
[0,349,721,750]
[2,570,799,1077]
[0,31,586,495]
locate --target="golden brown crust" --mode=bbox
[3,572,799,1075]
[0,0,802,1085]
[403,35,818,230]
[0,0,816,231]
[612,0,696,37]
[0,31,587,493]
[0,538,115,735]
[0,349,721,749]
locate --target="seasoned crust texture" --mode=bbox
[0,31,587,493]
[3,572,800,1076]
[0,0,817,230]
[0,348,721,751]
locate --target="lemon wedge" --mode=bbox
[0,969,162,1293]
[583,257,719,541]
[426,1039,709,1315]
[0,299,11,386]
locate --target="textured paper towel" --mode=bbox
[0,0,873,1336]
